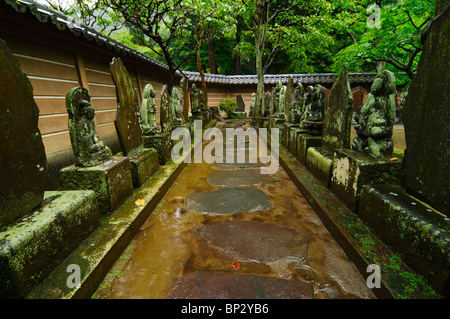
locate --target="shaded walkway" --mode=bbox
[93,120,375,299]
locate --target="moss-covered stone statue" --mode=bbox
[190,83,200,114]
[66,87,112,167]
[352,69,397,158]
[291,82,305,123]
[140,84,161,135]
[249,92,256,117]
[273,81,282,114]
[308,84,325,122]
[171,87,186,125]
[299,85,314,129]
[199,88,206,111]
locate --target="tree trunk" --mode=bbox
[208,40,217,74]
[234,23,241,75]
[196,25,208,107]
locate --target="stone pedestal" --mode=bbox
[288,126,302,156]
[269,115,285,130]
[358,184,450,294]
[60,156,133,214]
[330,149,402,212]
[234,111,247,119]
[259,117,268,128]
[0,190,99,298]
[296,134,322,164]
[306,147,334,187]
[143,133,173,165]
[281,123,296,148]
[129,148,160,187]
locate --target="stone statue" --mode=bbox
[171,87,186,124]
[299,85,314,128]
[279,85,286,114]
[199,89,206,111]
[264,92,272,117]
[190,84,200,114]
[291,82,304,123]
[352,69,397,158]
[140,84,161,135]
[66,87,112,167]
[273,81,282,114]
[249,92,256,117]
[307,84,325,122]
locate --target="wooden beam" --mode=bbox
[74,52,90,91]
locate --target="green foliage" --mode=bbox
[218,99,237,118]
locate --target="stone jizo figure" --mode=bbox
[190,84,200,114]
[299,85,314,128]
[291,82,305,123]
[141,84,161,135]
[199,89,206,111]
[66,87,112,167]
[264,92,272,117]
[273,81,283,114]
[352,69,397,158]
[249,92,256,117]
[171,87,186,124]
[307,84,325,122]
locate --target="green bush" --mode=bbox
[218,99,237,118]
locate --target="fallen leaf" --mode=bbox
[135,199,146,206]
[390,157,398,162]
[231,261,241,270]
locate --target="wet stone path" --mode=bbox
[93,120,376,299]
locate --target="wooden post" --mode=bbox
[74,52,90,91]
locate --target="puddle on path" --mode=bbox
[93,121,376,299]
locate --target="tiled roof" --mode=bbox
[4,0,377,86]
[183,71,377,85]
[3,0,169,72]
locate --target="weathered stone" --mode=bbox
[60,156,133,214]
[180,77,189,122]
[0,39,47,228]
[330,149,402,211]
[171,87,186,125]
[129,148,160,187]
[306,68,353,187]
[402,5,450,215]
[236,94,245,112]
[352,69,397,159]
[198,220,309,263]
[284,76,294,123]
[323,67,353,150]
[0,190,99,298]
[281,122,297,148]
[296,134,322,165]
[303,84,325,135]
[143,133,172,165]
[207,169,277,187]
[140,84,161,135]
[187,187,271,214]
[160,86,174,133]
[190,83,201,114]
[66,87,112,167]
[291,82,305,124]
[264,92,272,117]
[110,57,144,157]
[169,272,313,299]
[358,184,450,294]
[298,85,314,130]
[306,147,334,187]
[288,126,301,156]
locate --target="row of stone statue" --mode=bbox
[249,69,398,159]
[250,81,326,129]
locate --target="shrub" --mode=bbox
[218,99,237,118]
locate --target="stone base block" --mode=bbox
[60,156,133,214]
[288,126,301,155]
[143,133,173,165]
[259,117,268,128]
[281,123,296,148]
[129,148,160,187]
[0,190,99,298]
[306,147,334,187]
[296,134,322,164]
[234,111,247,118]
[330,149,402,212]
[269,116,285,130]
[359,184,450,294]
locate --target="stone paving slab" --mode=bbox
[169,272,313,299]
[207,169,277,187]
[187,187,271,214]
